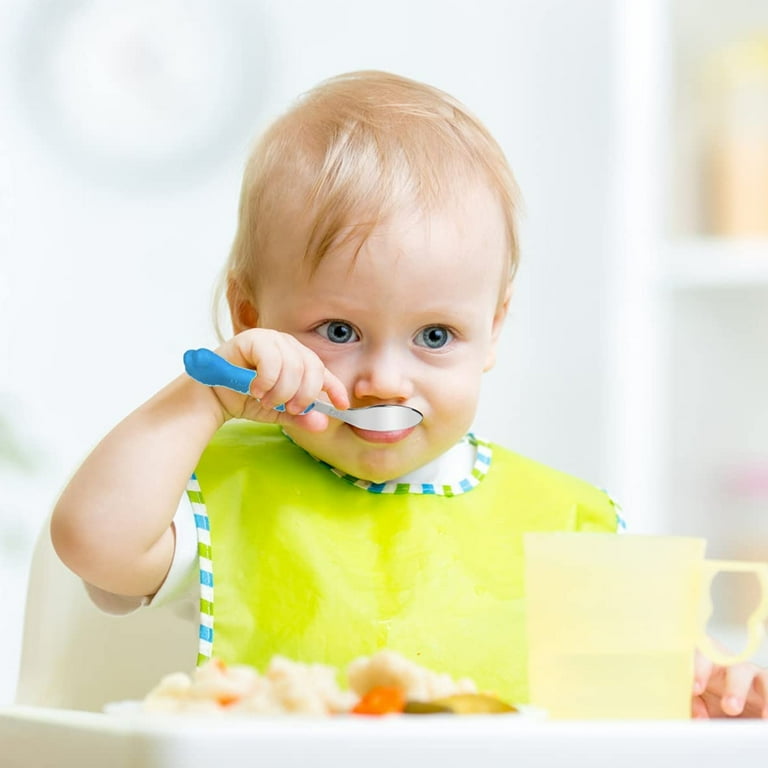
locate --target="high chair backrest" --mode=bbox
[15,519,196,712]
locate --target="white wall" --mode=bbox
[0,0,617,704]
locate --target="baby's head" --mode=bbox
[224,71,521,480]
[226,70,519,317]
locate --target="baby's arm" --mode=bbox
[51,329,349,600]
[51,374,225,599]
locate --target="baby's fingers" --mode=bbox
[322,368,350,411]
[240,334,293,406]
[691,694,711,719]
[281,368,349,432]
[719,666,751,716]
[724,664,768,718]
[278,342,348,415]
[278,366,348,433]
[237,333,316,412]
[756,673,768,719]
[692,650,713,697]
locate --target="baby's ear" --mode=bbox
[483,282,512,372]
[227,276,259,333]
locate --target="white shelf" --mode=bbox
[608,0,768,543]
[660,238,768,288]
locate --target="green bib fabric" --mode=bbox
[192,422,618,703]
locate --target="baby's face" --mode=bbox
[255,184,509,482]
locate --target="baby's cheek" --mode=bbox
[434,381,481,426]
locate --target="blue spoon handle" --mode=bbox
[183,348,317,415]
[183,348,257,395]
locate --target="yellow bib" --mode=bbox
[192,422,618,702]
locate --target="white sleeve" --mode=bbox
[83,493,198,616]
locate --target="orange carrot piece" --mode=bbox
[351,686,406,716]
[215,692,240,707]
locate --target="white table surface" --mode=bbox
[2,704,767,768]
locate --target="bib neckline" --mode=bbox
[304,432,492,496]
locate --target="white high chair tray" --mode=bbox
[1,704,767,768]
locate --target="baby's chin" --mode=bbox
[285,425,446,483]
[334,449,440,485]
[308,448,421,484]
[325,456,413,484]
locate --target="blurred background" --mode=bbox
[2,0,768,704]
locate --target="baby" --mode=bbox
[50,71,766,716]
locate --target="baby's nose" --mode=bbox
[353,350,414,403]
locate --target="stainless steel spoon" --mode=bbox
[183,348,423,431]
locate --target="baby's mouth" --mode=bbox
[349,425,417,444]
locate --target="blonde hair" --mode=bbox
[218,70,520,334]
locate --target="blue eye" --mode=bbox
[317,321,359,344]
[415,326,452,349]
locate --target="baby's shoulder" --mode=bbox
[487,441,619,515]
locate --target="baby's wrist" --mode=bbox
[168,373,230,430]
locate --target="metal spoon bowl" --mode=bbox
[183,348,423,432]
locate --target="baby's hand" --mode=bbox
[692,650,768,718]
[210,329,349,430]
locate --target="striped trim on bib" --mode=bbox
[309,433,492,496]
[186,474,214,665]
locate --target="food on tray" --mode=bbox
[142,650,516,716]
[346,648,474,701]
[350,685,407,715]
[404,693,518,715]
[144,655,354,715]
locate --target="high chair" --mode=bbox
[15,518,196,712]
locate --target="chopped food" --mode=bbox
[347,649,476,701]
[143,655,356,715]
[351,686,407,715]
[423,693,518,714]
[141,650,510,716]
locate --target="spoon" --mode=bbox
[183,348,423,432]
